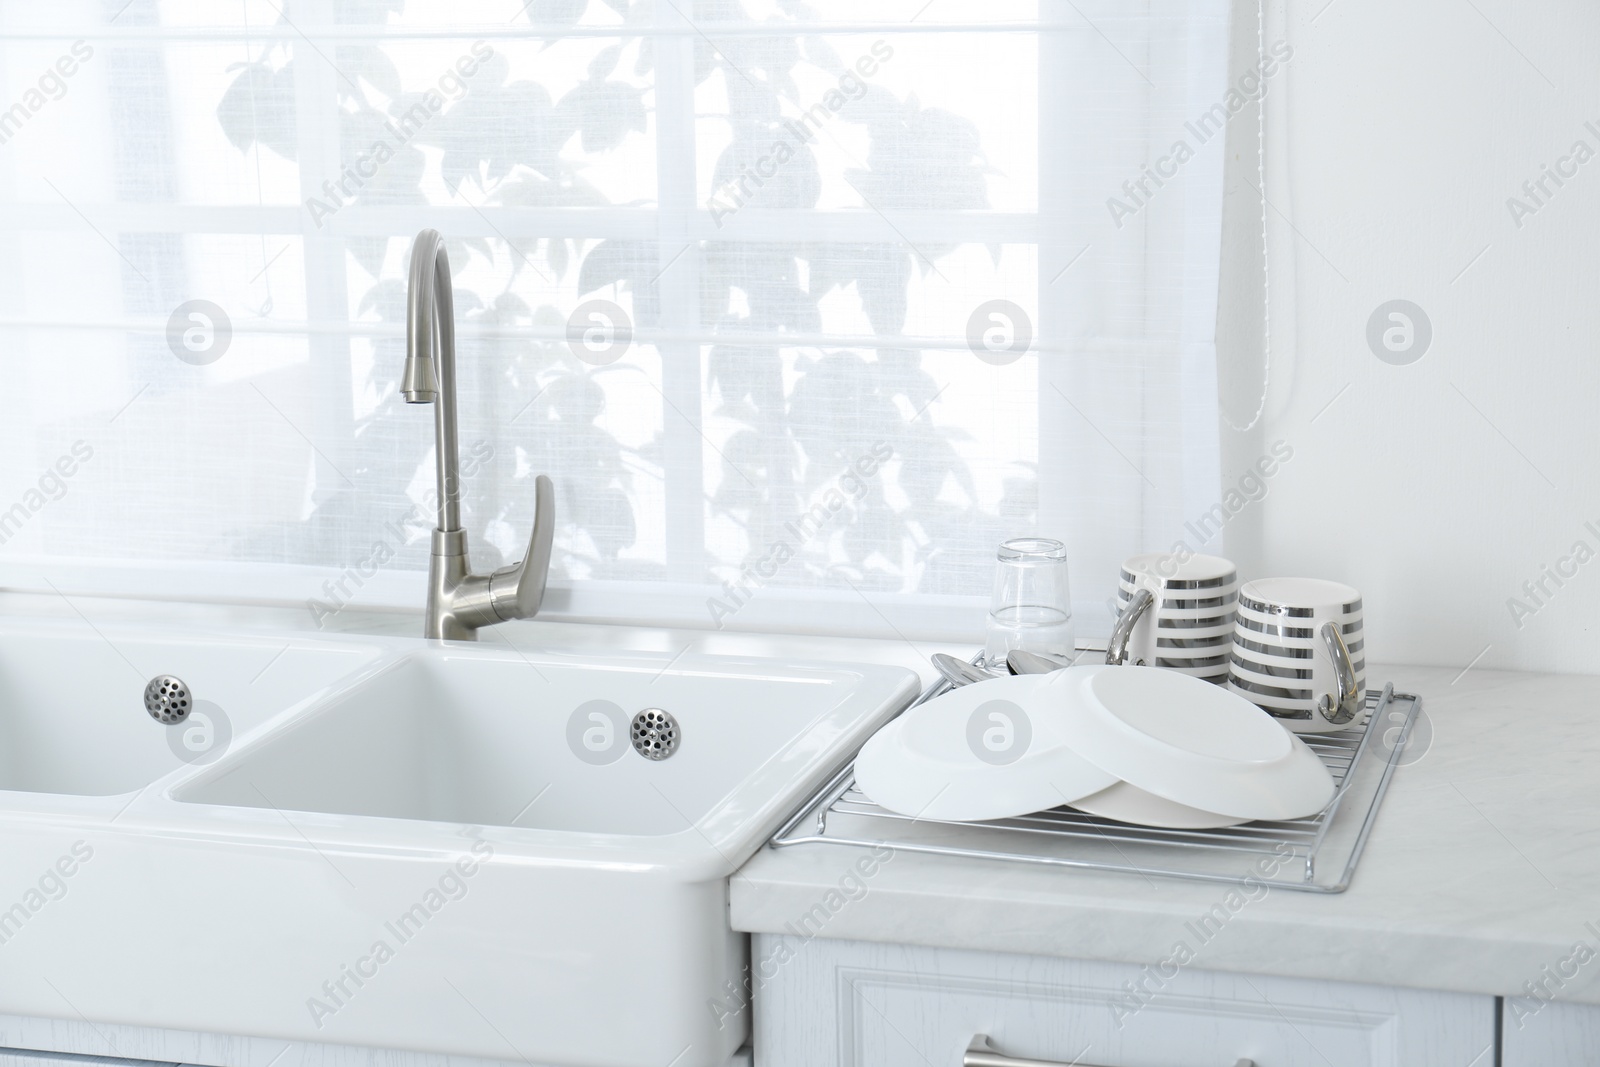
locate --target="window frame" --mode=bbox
[0,2,1229,645]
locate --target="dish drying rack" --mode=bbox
[770,658,1421,894]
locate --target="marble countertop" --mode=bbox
[5,590,1596,1008]
[729,660,1600,1005]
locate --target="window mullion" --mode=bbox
[652,13,706,584]
[287,1,357,563]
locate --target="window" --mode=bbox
[0,0,1230,641]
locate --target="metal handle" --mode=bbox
[965,1035,1254,1067]
[487,474,556,621]
[1315,620,1361,726]
[1105,587,1154,666]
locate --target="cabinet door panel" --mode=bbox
[1502,1000,1600,1066]
[753,937,1495,1067]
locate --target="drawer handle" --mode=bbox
[964,1035,1255,1067]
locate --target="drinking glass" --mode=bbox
[984,538,1075,666]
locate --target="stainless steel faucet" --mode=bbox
[403,228,556,641]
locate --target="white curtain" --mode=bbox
[0,0,1230,642]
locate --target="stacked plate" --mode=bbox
[854,673,1115,823]
[1059,665,1335,828]
[855,665,1335,829]
[1228,578,1366,729]
[1116,554,1238,684]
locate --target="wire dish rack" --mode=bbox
[770,667,1422,894]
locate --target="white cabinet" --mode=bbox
[0,1045,751,1067]
[0,1054,173,1067]
[1502,1000,1600,1065]
[752,937,1495,1067]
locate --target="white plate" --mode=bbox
[1155,670,1229,686]
[855,673,1117,822]
[1057,665,1335,821]
[1070,780,1248,829]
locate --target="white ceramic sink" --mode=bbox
[179,648,879,838]
[0,618,384,799]
[0,632,917,1067]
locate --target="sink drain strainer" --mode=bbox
[630,708,679,761]
[144,675,192,724]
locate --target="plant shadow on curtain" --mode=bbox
[0,0,1225,640]
[209,4,1033,602]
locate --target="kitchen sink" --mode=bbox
[0,618,384,798]
[0,634,916,1067]
[179,647,886,839]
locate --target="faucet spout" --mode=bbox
[403,228,557,641]
[403,229,461,533]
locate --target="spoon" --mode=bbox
[1006,649,1076,676]
[931,653,993,688]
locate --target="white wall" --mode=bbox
[1218,0,1600,674]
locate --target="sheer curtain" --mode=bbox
[0,0,1230,642]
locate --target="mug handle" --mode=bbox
[1316,621,1361,726]
[1106,588,1155,666]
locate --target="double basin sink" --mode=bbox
[0,616,917,1067]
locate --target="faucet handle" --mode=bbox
[487,474,557,622]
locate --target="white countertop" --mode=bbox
[6,590,1599,1014]
[729,661,1600,1006]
